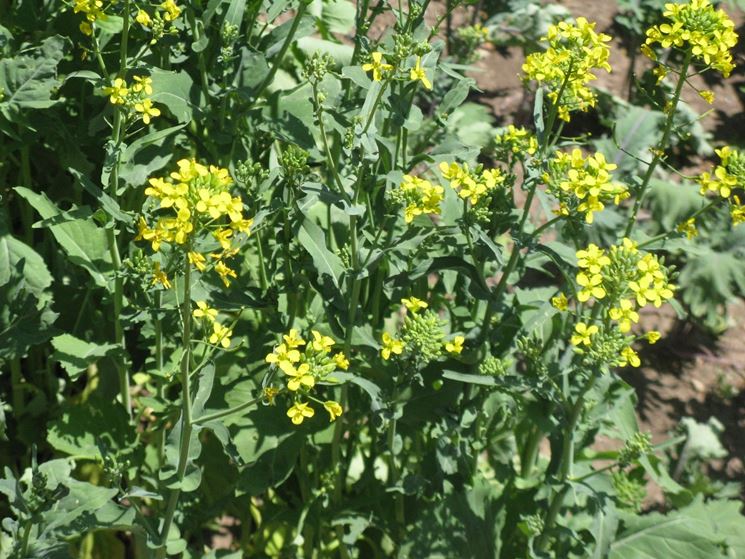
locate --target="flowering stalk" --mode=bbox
[157,253,193,557]
[624,50,692,236]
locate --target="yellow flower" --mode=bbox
[699,90,715,104]
[79,21,93,35]
[134,98,161,124]
[151,262,171,289]
[608,299,639,333]
[311,330,335,353]
[214,260,237,287]
[192,301,218,322]
[132,75,153,95]
[283,329,305,348]
[287,401,314,425]
[362,51,393,81]
[619,346,641,368]
[551,293,568,311]
[444,335,464,355]
[646,331,661,344]
[399,175,444,223]
[188,251,207,271]
[410,56,432,90]
[323,400,343,421]
[209,322,232,348]
[731,196,745,225]
[381,332,405,360]
[135,9,152,27]
[263,386,279,404]
[102,78,128,105]
[571,322,598,346]
[160,0,181,21]
[333,352,350,370]
[676,217,698,239]
[286,363,316,391]
[266,343,301,374]
[402,296,428,313]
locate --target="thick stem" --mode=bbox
[157,258,193,556]
[624,52,692,237]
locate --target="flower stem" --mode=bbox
[624,51,692,237]
[157,256,193,556]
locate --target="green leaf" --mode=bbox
[224,0,247,27]
[150,68,196,123]
[0,228,53,302]
[50,333,118,379]
[15,187,112,286]
[297,217,345,289]
[47,397,136,459]
[0,35,67,116]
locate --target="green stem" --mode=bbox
[624,51,692,237]
[536,370,599,550]
[20,519,32,558]
[250,1,307,106]
[192,395,264,425]
[157,256,193,556]
[255,229,269,291]
[638,198,718,248]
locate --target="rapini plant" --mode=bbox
[2,0,745,557]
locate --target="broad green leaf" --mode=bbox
[0,35,66,116]
[0,228,53,301]
[50,333,118,379]
[15,187,112,286]
[150,68,196,123]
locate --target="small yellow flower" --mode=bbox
[160,0,181,21]
[192,301,218,322]
[571,322,598,347]
[214,260,237,287]
[79,21,93,35]
[362,51,393,82]
[311,330,335,352]
[410,56,432,90]
[283,329,305,348]
[287,401,315,425]
[286,363,316,391]
[188,251,207,271]
[381,332,405,360]
[323,400,343,421]
[102,78,128,105]
[551,293,568,311]
[445,335,465,355]
[151,262,171,289]
[135,9,152,27]
[266,343,301,374]
[333,352,350,370]
[676,217,698,240]
[699,90,715,104]
[646,331,661,344]
[608,299,639,333]
[619,346,641,368]
[132,75,153,95]
[263,386,279,404]
[402,296,428,313]
[134,98,161,124]
[209,322,232,348]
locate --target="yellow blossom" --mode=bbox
[323,400,343,421]
[209,322,232,348]
[362,51,393,81]
[266,343,301,374]
[136,9,152,27]
[551,293,568,311]
[188,251,207,271]
[311,330,335,353]
[160,0,181,21]
[445,335,465,355]
[619,346,641,368]
[134,98,161,124]
[286,363,316,391]
[571,322,598,346]
[410,56,432,90]
[333,352,350,370]
[192,301,218,322]
[283,329,305,348]
[287,402,314,425]
[402,296,428,313]
[151,262,171,289]
[381,332,405,360]
[608,299,639,333]
[102,78,128,105]
[646,331,661,344]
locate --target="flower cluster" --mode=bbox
[544,149,628,224]
[102,75,161,124]
[73,0,105,35]
[697,146,745,227]
[265,329,348,425]
[567,239,673,368]
[136,159,253,287]
[380,298,463,366]
[396,175,444,223]
[192,301,233,348]
[362,51,434,89]
[644,0,738,77]
[493,125,538,161]
[362,52,394,82]
[439,162,505,206]
[136,1,182,43]
[522,17,612,121]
